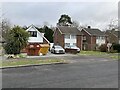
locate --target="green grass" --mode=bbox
[79,51,119,60]
[79,51,108,56]
[0,59,67,68]
[109,55,119,60]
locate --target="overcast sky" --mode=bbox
[2,1,118,30]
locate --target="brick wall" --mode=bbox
[53,28,64,48]
[91,36,97,50]
[81,30,96,50]
[77,35,82,50]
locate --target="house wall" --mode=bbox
[90,36,97,50]
[77,35,82,50]
[53,28,82,49]
[64,35,76,46]
[21,26,49,54]
[81,29,107,50]
[81,30,92,50]
[28,29,44,43]
[96,37,106,46]
[53,28,64,48]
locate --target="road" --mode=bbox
[2,55,118,88]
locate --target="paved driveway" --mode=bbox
[2,55,118,88]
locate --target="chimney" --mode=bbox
[88,26,91,29]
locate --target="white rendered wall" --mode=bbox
[27,26,44,43]
[64,35,76,45]
[96,39,105,46]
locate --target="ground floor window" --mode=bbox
[73,43,76,46]
[65,43,70,48]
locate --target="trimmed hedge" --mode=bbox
[112,44,120,53]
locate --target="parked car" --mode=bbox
[65,45,80,53]
[51,45,65,54]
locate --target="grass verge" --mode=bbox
[79,51,108,56]
[0,59,68,68]
[79,51,119,60]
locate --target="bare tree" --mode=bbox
[72,20,79,27]
[108,19,118,30]
[1,18,11,40]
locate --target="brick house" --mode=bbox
[81,26,107,50]
[22,25,50,55]
[53,26,83,49]
[105,29,120,44]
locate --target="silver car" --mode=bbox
[51,45,65,54]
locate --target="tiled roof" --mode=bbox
[83,28,105,36]
[57,26,82,35]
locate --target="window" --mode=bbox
[101,36,105,40]
[29,31,37,37]
[65,43,70,47]
[71,35,76,39]
[73,43,76,45]
[97,36,105,40]
[65,35,70,39]
[83,36,86,40]
[96,36,100,39]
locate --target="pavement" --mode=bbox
[2,55,118,88]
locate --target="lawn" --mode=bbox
[0,59,67,68]
[79,51,119,60]
[79,51,108,56]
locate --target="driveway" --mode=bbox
[2,55,118,88]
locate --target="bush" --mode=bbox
[99,44,107,52]
[4,26,29,55]
[112,44,120,53]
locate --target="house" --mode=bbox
[22,25,50,55]
[105,29,120,44]
[53,26,83,49]
[81,26,107,50]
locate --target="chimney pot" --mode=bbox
[88,26,91,28]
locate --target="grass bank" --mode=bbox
[0,59,67,68]
[79,51,119,60]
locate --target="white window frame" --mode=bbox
[65,35,70,39]
[65,43,70,47]
[73,43,76,46]
[71,35,76,39]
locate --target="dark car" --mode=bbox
[65,45,80,53]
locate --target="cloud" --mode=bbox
[2,2,118,30]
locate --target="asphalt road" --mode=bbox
[2,55,118,88]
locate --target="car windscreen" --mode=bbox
[70,45,77,48]
[55,46,62,49]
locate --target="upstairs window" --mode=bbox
[65,35,70,39]
[29,31,37,37]
[96,36,100,39]
[71,35,76,39]
[83,36,86,40]
[96,36,105,40]
[101,36,105,40]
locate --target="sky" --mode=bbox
[1,1,118,30]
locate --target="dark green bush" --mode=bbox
[4,26,29,55]
[112,44,120,53]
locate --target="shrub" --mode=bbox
[99,44,107,52]
[4,26,29,55]
[112,44,120,53]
